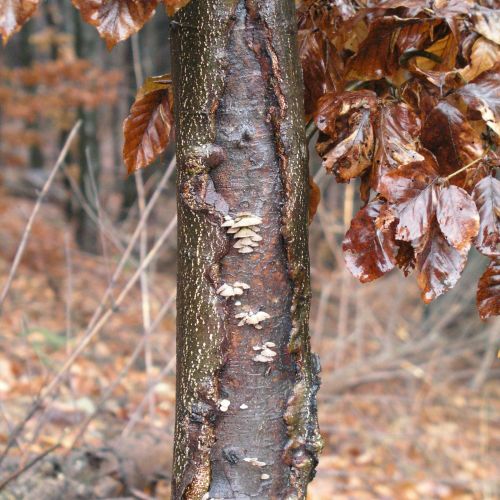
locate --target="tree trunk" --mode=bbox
[74,10,101,254]
[171,1,322,498]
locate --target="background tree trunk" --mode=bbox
[73,9,101,254]
[171,1,322,498]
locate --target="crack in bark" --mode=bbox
[172,1,322,498]
[245,2,323,496]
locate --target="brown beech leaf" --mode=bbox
[472,7,500,45]
[378,150,439,242]
[401,78,441,119]
[460,37,500,82]
[370,101,423,191]
[123,74,173,174]
[436,185,480,252]
[315,90,377,182]
[477,257,500,319]
[408,33,461,88]
[315,90,377,138]
[72,0,158,49]
[421,101,484,181]
[164,0,190,16]
[396,240,415,276]
[299,29,342,115]
[342,199,397,283]
[456,63,500,138]
[472,175,500,256]
[0,0,40,44]
[322,108,374,182]
[416,220,468,303]
[347,16,430,81]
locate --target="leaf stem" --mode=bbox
[445,151,488,181]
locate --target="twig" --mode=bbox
[135,171,155,420]
[67,291,176,451]
[41,214,177,401]
[0,120,82,312]
[0,444,60,492]
[445,153,487,181]
[84,157,176,340]
[2,215,176,457]
[122,354,176,437]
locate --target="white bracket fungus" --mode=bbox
[252,342,277,363]
[217,399,230,412]
[222,212,263,254]
[235,310,270,329]
[243,457,267,467]
[216,281,250,298]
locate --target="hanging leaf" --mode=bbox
[472,175,500,257]
[315,90,377,182]
[436,185,480,252]
[164,0,191,16]
[342,199,397,283]
[455,63,500,138]
[477,256,500,319]
[421,101,484,181]
[298,29,342,115]
[0,0,40,44]
[347,16,429,81]
[401,78,442,120]
[416,220,468,303]
[123,74,174,174]
[315,90,377,138]
[460,36,500,82]
[378,150,439,242]
[370,101,423,191]
[395,240,415,276]
[472,7,500,45]
[72,0,158,49]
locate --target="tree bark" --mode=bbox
[171,1,322,498]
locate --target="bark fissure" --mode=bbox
[172,1,322,498]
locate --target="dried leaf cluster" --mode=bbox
[298,0,499,318]
[0,0,192,46]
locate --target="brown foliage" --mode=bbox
[4,0,499,318]
[300,0,500,316]
[0,0,40,44]
[71,0,158,49]
[123,74,174,174]
[477,256,500,318]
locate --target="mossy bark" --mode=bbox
[171,1,322,498]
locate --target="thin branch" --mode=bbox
[0,120,82,312]
[0,444,60,492]
[445,153,487,181]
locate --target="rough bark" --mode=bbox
[171,1,322,498]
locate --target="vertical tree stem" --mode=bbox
[171,1,322,498]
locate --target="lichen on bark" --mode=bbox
[171,1,322,498]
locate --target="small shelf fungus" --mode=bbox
[216,281,250,298]
[217,399,231,412]
[235,310,270,329]
[221,213,263,254]
[243,457,267,467]
[252,342,277,363]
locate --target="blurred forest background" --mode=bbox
[0,1,498,499]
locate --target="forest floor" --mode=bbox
[0,189,499,499]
